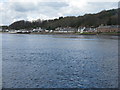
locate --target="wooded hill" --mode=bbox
[8,8,118,30]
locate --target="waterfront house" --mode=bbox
[97,25,119,32]
[5,29,9,32]
[55,27,77,33]
[77,27,86,33]
[45,30,49,32]
[32,27,43,32]
[49,30,53,33]
[83,27,97,33]
[78,27,97,33]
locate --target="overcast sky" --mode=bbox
[0,0,119,25]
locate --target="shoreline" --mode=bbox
[0,32,120,36]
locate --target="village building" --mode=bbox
[77,27,85,33]
[32,27,43,32]
[78,27,97,33]
[84,28,97,33]
[45,30,49,32]
[49,30,53,33]
[55,27,77,33]
[97,25,119,32]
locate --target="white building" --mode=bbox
[49,30,53,32]
[45,30,49,32]
[78,27,97,33]
[78,27,86,33]
[55,27,76,33]
[32,27,43,32]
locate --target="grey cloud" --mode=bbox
[11,2,38,12]
[88,2,118,7]
[87,2,118,11]
[11,2,68,12]
[38,2,69,8]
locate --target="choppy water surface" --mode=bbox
[2,34,118,88]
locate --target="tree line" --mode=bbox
[3,8,118,30]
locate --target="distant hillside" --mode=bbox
[9,8,118,30]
